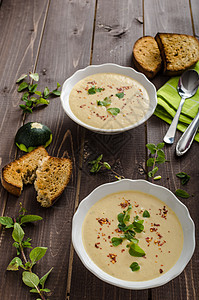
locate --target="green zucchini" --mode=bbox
[15,122,52,152]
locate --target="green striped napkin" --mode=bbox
[154,61,199,142]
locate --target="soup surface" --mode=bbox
[69,73,150,129]
[82,191,183,281]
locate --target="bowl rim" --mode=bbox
[60,63,157,134]
[72,179,195,289]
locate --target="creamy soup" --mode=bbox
[82,191,183,281]
[69,73,150,130]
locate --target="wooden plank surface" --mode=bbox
[0,0,198,299]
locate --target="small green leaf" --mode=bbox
[34,98,49,106]
[97,97,111,107]
[35,91,42,96]
[133,218,144,233]
[157,142,165,149]
[51,90,61,96]
[111,237,123,246]
[130,262,140,271]
[29,247,47,264]
[157,149,165,158]
[20,215,43,224]
[88,86,97,94]
[39,267,53,289]
[57,82,61,88]
[156,156,166,164]
[146,143,156,154]
[103,162,111,169]
[148,166,158,178]
[175,189,190,198]
[16,74,27,83]
[30,288,39,293]
[18,82,29,92]
[30,97,38,102]
[0,216,14,228]
[29,72,39,81]
[43,87,50,98]
[12,223,24,243]
[107,107,120,116]
[143,210,150,218]
[96,87,104,92]
[40,288,51,292]
[147,158,154,167]
[22,271,39,288]
[116,92,124,98]
[21,92,29,101]
[7,257,24,271]
[176,172,190,185]
[129,243,145,257]
[28,84,38,93]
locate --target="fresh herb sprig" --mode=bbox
[146,143,166,180]
[16,72,61,114]
[176,172,190,185]
[111,205,147,271]
[0,204,53,300]
[88,154,124,180]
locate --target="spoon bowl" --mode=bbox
[164,69,199,145]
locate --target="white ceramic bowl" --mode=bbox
[60,64,157,134]
[72,179,195,289]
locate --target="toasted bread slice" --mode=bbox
[1,147,48,196]
[155,33,199,76]
[34,156,72,207]
[133,36,162,79]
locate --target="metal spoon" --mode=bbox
[163,69,199,144]
[176,108,199,156]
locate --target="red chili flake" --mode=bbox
[135,204,139,208]
[155,255,158,258]
[115,228,122,233]
[159,269,163,274]
[76,90,82,93]
[107,253,117,264]
[108,236,111,239]
[168,251,171,253]
[121,249,125,253]
[119,199,130,208]
[95,243,100,248]
[161,264,164,267]
[157,233,163,239]
[97,218,110,225]
[99,228,102,231]
[150,227,157,232]
[87,81,97,85]
[154,223,160,226]
[107,85,113,89]
[145,237,153,243]
[79,104,86,108]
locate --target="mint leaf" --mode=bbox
[116,92,124,98]
[129,243,145,257]
[22,271,39,288]
[148,166,158,178]
[175,189,190,198]
[111,237,123,246]
[146,143,156,154]
[176,172,190,185]
[39,267,53,289]
[0,216,14,228]
[7,257,24,271]
[20,215,43,224]
[103,162,111,170]
[12,223,24,243]
[107,107,120,116]
[88,86,96,94]
[147,158,154,167]
[18,82,29,92]
[30,289,39,293]
[28,84,38,93]
[16,74,27,83]
[130,262,140,271]
[133,218,144,233]
[43,87,50,98]
[29,73,39,81]
[143,210,150,218]
[29,247,47,265]
[51,90,61,96]
[97,97,111,107]
[57,82,61,88]
[157,142,165,149]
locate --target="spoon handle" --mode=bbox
[176,109,199,156]
[163,97,186,144]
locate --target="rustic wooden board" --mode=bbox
[0,0,96,299]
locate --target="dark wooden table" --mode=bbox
[0,1,198,299]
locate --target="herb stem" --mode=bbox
[151,150,158,183]
[20,243,28,265]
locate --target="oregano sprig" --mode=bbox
[88,154,124,180]
[16,71,61,114]
[0,204,53,300]
[146,142,166,180]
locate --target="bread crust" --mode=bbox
[155,33,199,75]
[1,146,48,197]
[132,36,162,79]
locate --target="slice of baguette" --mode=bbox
[1,147,48,197]
[155,33,199,76]
[132,36,162,79]
[34,156,72,207]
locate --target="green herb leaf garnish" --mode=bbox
[88,86,104,94]
[146,143,166,180]
[111,237,123,246]
[107,107,120,116]
[143,210,150,218]
[116,92,124,98]
[129,243,146,257]
[130,262,140,271]
[176,172,190,185]
[175,189,190,198]
[97,97,111,107]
